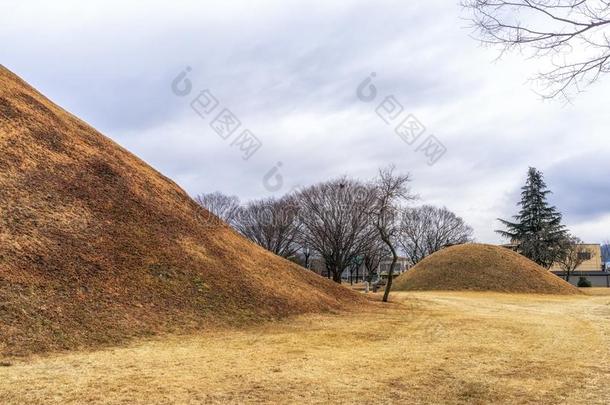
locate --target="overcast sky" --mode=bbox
[2,0,609,243]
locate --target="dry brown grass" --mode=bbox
[1,291,608,404]
[393,244,580,295]
[0,65,362,357]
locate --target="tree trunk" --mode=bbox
[383,255,397,302]
[332,270,342,283]
[382,236,397,303]
[365,266,375,284]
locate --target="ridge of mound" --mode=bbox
[392,243,580,295]
[0,66,361,357]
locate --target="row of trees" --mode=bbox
[196,167,474,301]
[199,167,596,291]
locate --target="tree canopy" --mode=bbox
[497,167,568,268]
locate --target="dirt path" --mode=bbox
[1,291,609,404]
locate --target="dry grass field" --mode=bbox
[2,290,609,404]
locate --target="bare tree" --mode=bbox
[368,166,416,302]
[362,238,390,284]
[346,257,364,285]
[195,192,240,226]
[462,0,610,99]
[399,205,474,265]
[299,242,313,270]
[297,177,376,283]
[556,235,592,282]
[233,196,301,259]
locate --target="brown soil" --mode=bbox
[0,65,362,358]
[392,244,580,295]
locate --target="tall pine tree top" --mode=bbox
[497,167,568,268]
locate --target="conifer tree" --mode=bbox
[497,167,568,268]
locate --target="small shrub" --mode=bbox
[577,277,592,288]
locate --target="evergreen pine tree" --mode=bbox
[497,167,568,268]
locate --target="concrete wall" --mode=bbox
[558,273,610,287]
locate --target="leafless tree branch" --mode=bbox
[195,191,240,226]
[463,0,610,99]
[296,177,377,283]
[233,196,301,259]
[398,205,475,265]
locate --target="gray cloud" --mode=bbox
[547,154,610,222]
[2,0,609,243]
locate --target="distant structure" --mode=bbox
[549,244,608,287]
[307,256,410,284]
[502,243,608,287]
[377,258,410,281]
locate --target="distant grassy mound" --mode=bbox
[0,65,361,357]
[393,244,579,295]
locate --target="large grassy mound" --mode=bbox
[392,243,579,295]
[0,66,361,357]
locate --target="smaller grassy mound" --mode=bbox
[393,244,579,295]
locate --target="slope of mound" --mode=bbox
[393,244,579,295]
[0,65,361,357]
